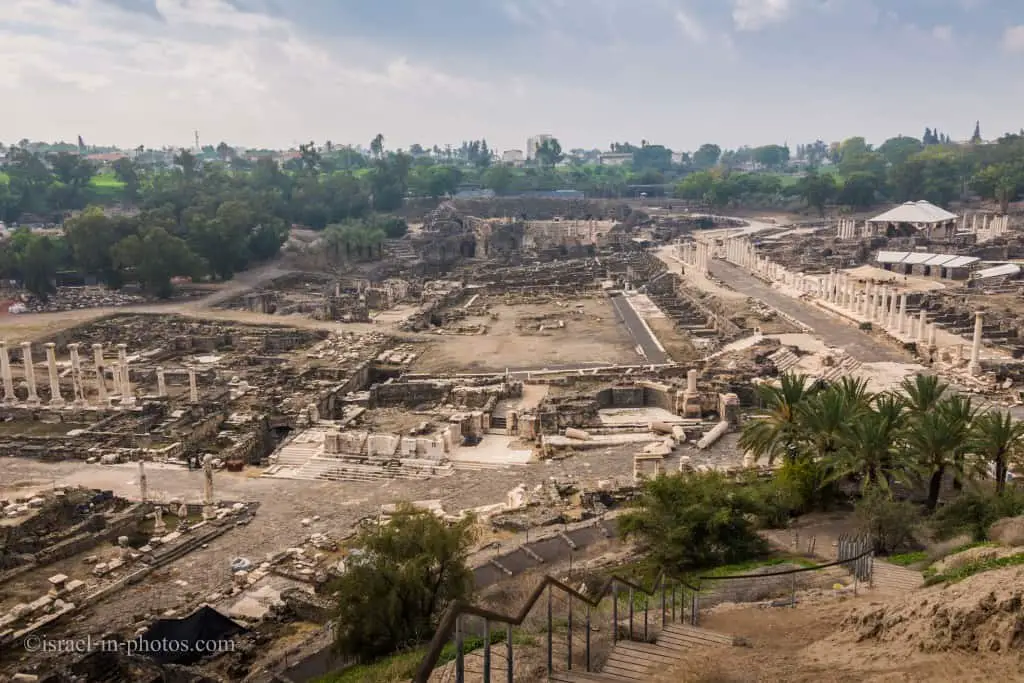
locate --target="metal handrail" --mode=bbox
[412,569,698,682]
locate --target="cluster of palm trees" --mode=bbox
[738,373,1024,510]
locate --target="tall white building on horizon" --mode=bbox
[526,134,554,161]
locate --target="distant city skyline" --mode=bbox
[2,0,1022,152]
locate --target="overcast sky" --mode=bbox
[2,0,1022,153]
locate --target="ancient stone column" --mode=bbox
[918,310,928,343]
[153,505,167,534]
[969,311,983,375]
[68,343,84,406]
[188,368,199,403]
[92,344,107,403]
[0,341,15,403]
[45,343,63,407]
[138,460,148,503]
[117,344,132,405]
[21,342,39,404]
[686,369,698,394]
[898,294,908,334]
[156,367,167,397]
[889,291,900,330]
[202,454,215,520]
[928,323,937,348]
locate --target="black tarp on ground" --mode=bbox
[135,605,247,665]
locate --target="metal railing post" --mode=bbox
[644,595,649,641]
[585,604,592,672]
[612,583,619,643]
[567,594,573,670]
[628,587,634,640]
[483,620,491,683]
[671,585,677,622]
[506,623,513,683]
[661,582,667,627]
[546,585,553,674]
[455,616,465,683]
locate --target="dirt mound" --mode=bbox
[828,566,1024,655]
[990,516,1024,547]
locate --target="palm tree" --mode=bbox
[905,395,975,511]
[830,392,906,492]
[738,373,817,464]
[968,410,1024,495]
[900,373,948,417]
[944,394,979,491]
[798,377,873,462]
[370,134,385,160]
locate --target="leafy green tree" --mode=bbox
[838,172,881,209]
[483,165,514,195]
[370,133,385,159]
[535,138,564,168]
[111,158,141,202]
[691,144,721,170]
[331,504,475,661]
[20,232,60,298]
[877,136,924,168]
[796,171,837,215]
[752,144,790,169]
[619,472,769,570]
[113,227,203,298]
[64,206,135,287]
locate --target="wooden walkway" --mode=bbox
[549,624,738,682]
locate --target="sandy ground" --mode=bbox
[649,597,1024,683]
[412,299,641,373]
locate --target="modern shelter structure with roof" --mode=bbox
[868,201,960,240]
[874,250,980,280]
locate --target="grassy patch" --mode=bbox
[90,173,125,188]
[923,551,1024,586]
[694,556,818,581]
[887,551,928,567]
[315,629,536,683]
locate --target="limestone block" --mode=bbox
[367,433,399,457]
[564,428,591,441]
[399,437,417,457]
[416,437,445,460]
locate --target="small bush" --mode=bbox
[770,460,841,515]
[854,487,921,553]
[931,489,1024,542]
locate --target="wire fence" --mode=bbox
[695,538,874,616]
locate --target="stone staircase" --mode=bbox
[550,624,740,682]
[820,355,863,383]
[767,348,801,373]
[385,239,417,260]
[870,560,924,593]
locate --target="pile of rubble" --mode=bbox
[13,287,147,313]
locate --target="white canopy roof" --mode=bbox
[974,264,1021,280]
[868,201,959,224]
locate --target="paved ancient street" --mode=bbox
[708,259,910,363]
[609,294,670,364]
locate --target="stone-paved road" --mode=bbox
[609,294,670,364]
[708,260,910,364]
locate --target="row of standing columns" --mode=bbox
[679,241,711,275]
[836,219,874,240]
[138,453,217,522]
[721,238,990,372]
[0,341,201,407]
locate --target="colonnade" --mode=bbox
[0,341,202,407]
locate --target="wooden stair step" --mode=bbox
[601,655,652,675]
[612,640,690,663]
[549,672,627,682]
[660,624,736,646]
[598,663,648,681]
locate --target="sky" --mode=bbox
[1,0,1023,153]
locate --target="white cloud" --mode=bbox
[0,0,501,148]
[673,8,707,43]
[1004,25,1024,53]
[731,0,792,31]
[931,25,953,42]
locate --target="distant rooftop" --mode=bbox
[875,250,979,268]
[868,201,958,224]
